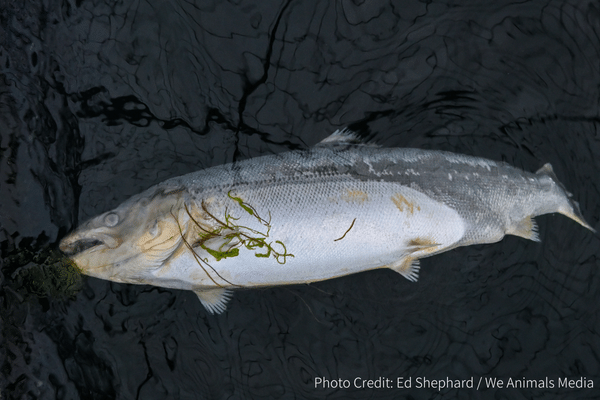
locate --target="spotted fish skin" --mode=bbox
[60,130,595,313]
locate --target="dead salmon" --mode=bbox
[60,130,595,313]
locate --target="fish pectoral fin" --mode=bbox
[389,258,421,282]
[193,288,233,314]
[507,216,540,242]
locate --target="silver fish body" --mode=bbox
[60,132,594,313]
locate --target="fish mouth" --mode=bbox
[60,231,121,256]
[61,238,103,255]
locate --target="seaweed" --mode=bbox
[5,247,83,300]
[195,192,294,264]
[172,191,294,288]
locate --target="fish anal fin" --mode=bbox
[194,288,233,314]
[507,216,540,242]
[389,258,420,282]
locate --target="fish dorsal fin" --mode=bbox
[535,163,555,176]
[536,163,563,187]
[317,128,377,147]
[535,163,572,196]
[194,288,233,314]
[535,163,554,175]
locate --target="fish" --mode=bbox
[59,129,595,313]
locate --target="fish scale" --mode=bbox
[60,129,595,314]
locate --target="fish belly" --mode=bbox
[182,179,466,288]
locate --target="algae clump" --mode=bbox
[4,247,83,300]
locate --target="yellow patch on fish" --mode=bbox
[408,237,437,247]
[391,193,420,214]
[408,237,440,255]
[341,189,369,203]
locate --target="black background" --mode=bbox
[1,0,599,399]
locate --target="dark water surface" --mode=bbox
[1,0,599,399]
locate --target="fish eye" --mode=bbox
[104,213,119,227]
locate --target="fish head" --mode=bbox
[59,186,197,284]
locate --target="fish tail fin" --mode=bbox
[536,163,596,233]
[559,198,596,233]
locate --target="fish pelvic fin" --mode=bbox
[194,288,233,314]
[536,163,596,233]
[389,258,420,282]
[507,216,540,242]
